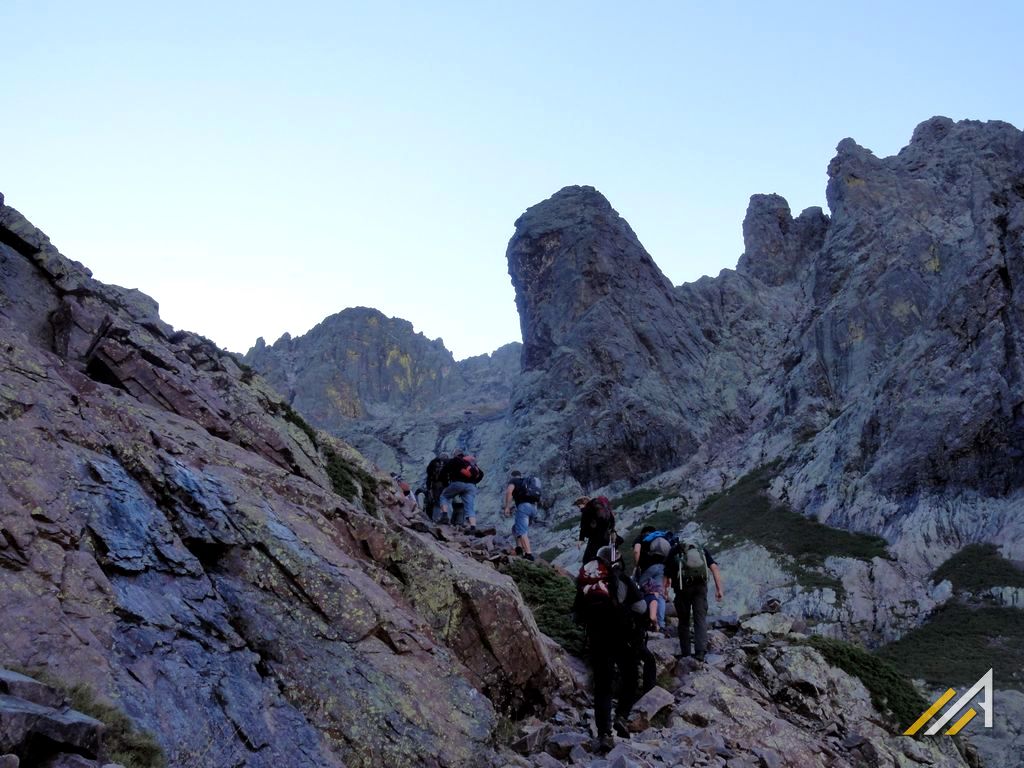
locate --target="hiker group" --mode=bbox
[413,454,725,753]
[416,451,485,533]
[416,452,544,557]
[572,496,724,753]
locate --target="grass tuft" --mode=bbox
[11,670,165,768]
[611,487,664,510]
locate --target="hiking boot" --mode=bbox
[613,715,630,739]
[465,526,477,536]
[514,545,524,557]
[437,516,450,525]
[523,553,535,561]
[592,734,615,754]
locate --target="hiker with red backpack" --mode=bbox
[574,495,616,563]
[667,533,724,662]
[574,541,650,754]
[438,451,484,535]
[504,470,541,561]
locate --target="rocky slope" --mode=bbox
[494,619,975,768]
[0,196,563,767]
[1,178,1012,766]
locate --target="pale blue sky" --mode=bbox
[3,2,1022,359]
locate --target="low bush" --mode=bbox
[694,464,890,569]
[877,603,1024,691]
[13,670,165,768]
[501,558,585,657]
[932,543,1024,593]
[807,636,928,732]
[611,487,664,510]
[323,447,380,516]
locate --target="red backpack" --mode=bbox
[578,559,612,603]
[456,454,485,484]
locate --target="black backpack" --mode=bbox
[426,456,448,486]
[513,475,542,503]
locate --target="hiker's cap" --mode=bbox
[573,495,591,507]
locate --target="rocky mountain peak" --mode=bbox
[507,185,676,372]
[736,193,829,286]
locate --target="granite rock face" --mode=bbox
[504,119,1024,567]
[0,201,563,767]
[504,186,713,492]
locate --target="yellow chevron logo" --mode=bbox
[904,669,994,736]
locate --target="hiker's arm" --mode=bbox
[710,563,724,601]
[503,485,514,516]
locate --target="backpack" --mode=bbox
[522,475,542,502]
[578,558,612,604]
[578,559,647,616]
[456,455,484,484]
[675,538,708,584]
[584,496,613,529]
[426,456,448,486]
[641,529,677,561]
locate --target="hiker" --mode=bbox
[575,495,616,563]
[423,453,450,523]
[574,544,649,753]
[667,536,724,661]
[438,451,484,534]
[390,472,417,513]
[504,470,541,561]
[632,527,673,632]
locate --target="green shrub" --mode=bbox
[932,543,1024,593]
[694,464,890,569]
[67,684,166,768]
[276,401,319,446]
[501,558,585,656]
[877,603,1024,691]
[611,487,663,510]
[807,636,928,732]
[323,447,379,516]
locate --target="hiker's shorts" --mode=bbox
[513,502,536,536]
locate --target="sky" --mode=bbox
[3,2,1023,360]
